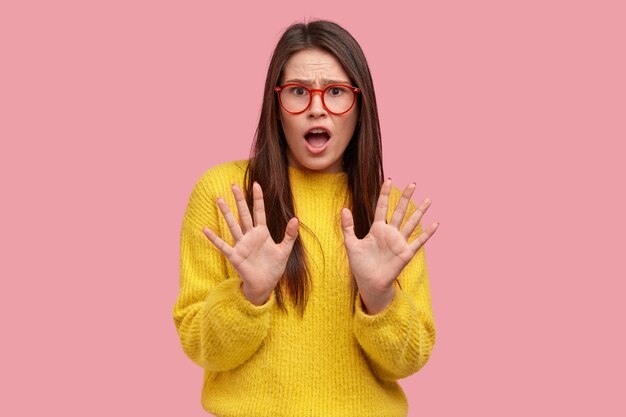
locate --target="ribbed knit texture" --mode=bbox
[172,159,436,417]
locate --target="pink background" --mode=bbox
[1,0,624,415]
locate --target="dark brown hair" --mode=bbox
[244,19,389,316]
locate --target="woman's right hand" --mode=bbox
[202,182,299,305]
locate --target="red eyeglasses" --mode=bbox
[274,83,361,115]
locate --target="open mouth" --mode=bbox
[304,128,331,149]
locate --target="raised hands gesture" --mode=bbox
[341,179,439,313]
[202,178,438,312]
[202,182,299,305]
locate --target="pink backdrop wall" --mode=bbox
[1,0,624,415]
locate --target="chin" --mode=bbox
[288,147,342,173]
[305,159,342,173]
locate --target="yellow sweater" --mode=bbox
[172,159,436,417]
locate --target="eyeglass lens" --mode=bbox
[280,85,355,114]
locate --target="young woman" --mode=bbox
[173,19,440,417]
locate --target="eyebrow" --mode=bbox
[283,78,352,86]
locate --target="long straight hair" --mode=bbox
[244,20,389,316]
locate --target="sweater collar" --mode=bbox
[287,165,348,189]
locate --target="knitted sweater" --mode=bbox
[172,159,436,417]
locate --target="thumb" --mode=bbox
[341,208,357,245]
[279,217,299,252]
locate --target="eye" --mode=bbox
[288,86,307,96]
[328,87,344,97]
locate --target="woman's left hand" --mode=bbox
[341,178,439,306]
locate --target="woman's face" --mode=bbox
[278,48,360,173]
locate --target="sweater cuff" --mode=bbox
[354,286,412,328]
[355,287,407,325]
[206,277,276,317]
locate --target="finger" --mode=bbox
[373,178,393,223]
[231,184,253,233]
[408,222,440,254]
[341,207,358,245]
[216,197,244,242]
[202,227,234,258]
[253,182,267,227]
[401,198,431,240]
[389,182,416,229]
[279,217,299,253]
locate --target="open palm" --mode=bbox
[341,179,439,295]
[202,182,299,299]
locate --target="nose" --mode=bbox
[307,91,327,117]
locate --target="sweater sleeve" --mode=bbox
[353,198,437,381]
[172,170,276,371]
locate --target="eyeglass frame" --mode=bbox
[274,83,361,115]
